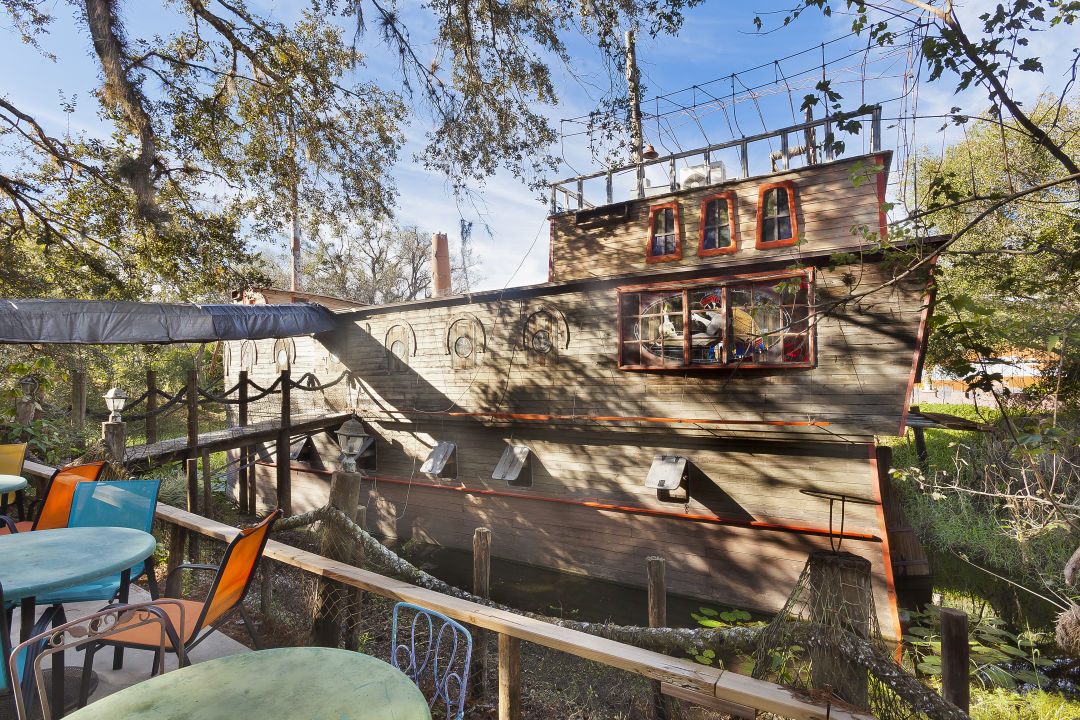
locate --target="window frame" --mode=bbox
[645,201,682,263]
[616,268,815,371]
[698,191,738,257]
[755,180,799,250]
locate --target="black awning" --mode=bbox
[0,299,338,344]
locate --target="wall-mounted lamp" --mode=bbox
[103,386,128,423]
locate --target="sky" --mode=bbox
[2,0,1077,295]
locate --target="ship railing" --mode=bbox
[548,104,882,215]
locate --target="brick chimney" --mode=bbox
[431,232,452,297]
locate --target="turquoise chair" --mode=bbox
[33,479,162,606]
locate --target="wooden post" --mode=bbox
[260,562,273,616]
[498,633,522,720]
[940,607,970,713]
[186,457,200,561]
[910,405,930,476]
[647,557,669,720]
[145,369,158,446]
[276,369,292,516]
[186,367,198,451]
[165,524,187,598]
[102,421,126,466]
[344,506,367,652]
[238,370,249,514]
[202,450,212,520]
[71,369,86,449]
[311,470,363,647]
[473,527,493,701]
[807,550,872,707]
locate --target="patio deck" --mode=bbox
[3,587,250,718]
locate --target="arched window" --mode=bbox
[523,306,569,367]
[385,324,413,373]
[756,181,799,249]
[646,201,681,262]
[447,316,485,370]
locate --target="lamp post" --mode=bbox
[103,386,128,422]
[335,417,368,473]
[102,386,128,465]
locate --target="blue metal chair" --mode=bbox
[32,479,162,606]
[390,602,473,720]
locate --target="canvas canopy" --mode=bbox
[0,299,337,344]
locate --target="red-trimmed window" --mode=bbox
[646,202,681,262]
[699,192,737,256]
[617,270,814,370]
[756,181,798,249]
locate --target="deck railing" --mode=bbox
[548,105,881,214]
[21,460,875,720]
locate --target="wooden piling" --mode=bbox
[186,367,198,451]
[807,550,872,707]
[911,405,930,476]
[647,556,669,720]
[311,470,363,647]
[145,369,157,446]
[276,369,291,516]
[941,607,969,713]
[473,527,493,700]
[238,371,249,514]
[498,633,522,720]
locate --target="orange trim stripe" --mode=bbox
[868,442,904,645]
[257,462,878,542]
[347,408,829,427]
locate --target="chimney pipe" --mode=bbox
[431,232,452,297]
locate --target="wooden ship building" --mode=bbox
[226,106,933,639]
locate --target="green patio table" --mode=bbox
[0,526,157,717]
[0,473,27,494]
[64,647,433,720]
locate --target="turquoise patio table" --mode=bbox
[64,647,433,720]
[0,526,157,717]
[0,473,27,494]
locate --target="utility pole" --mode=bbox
[625,29,645,198]
[288,111,303,293]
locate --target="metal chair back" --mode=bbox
[8,600,187,720]
[391,602,473,720]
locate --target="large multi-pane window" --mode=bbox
[618,270,814,369]
[756,181,798,249]
[699,192,736,256]
[646,202,681,261]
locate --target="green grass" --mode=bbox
[970,688,1080,720]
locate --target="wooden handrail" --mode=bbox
[152,504,875,720]
[19,460,875,719]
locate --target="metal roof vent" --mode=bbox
[645,455,687,490]
[421,441,457,479]
[289,435,312,460]
[492,445,532,487]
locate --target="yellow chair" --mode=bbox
[0,443,27,520]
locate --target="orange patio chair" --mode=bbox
[98,509,282,665]
[0,442,27,520]
[0,461,110,535]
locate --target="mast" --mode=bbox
[625,29,645,198]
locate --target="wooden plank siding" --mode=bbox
[550,153,890,282]
[224,152,927,638]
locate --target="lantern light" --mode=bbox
[335,417,369,473]
[103,386,128,423]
